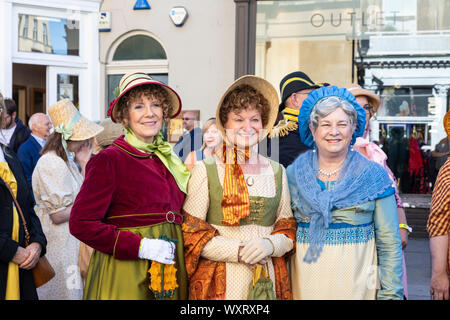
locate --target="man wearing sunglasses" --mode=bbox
[173,110,202,162]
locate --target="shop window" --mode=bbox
[112,35,167,61]
[18,14,79,56]
[376,86,436,194]
[377,87,434,117]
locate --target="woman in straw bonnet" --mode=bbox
[286,85,403,299]
[70,72,190,300]
[0,92,47,300]
[32,99,103,300]
[182,75,296,300]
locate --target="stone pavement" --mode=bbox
[404,238,432,300]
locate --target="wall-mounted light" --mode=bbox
[169,6,188,27]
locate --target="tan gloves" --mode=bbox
[239,238,274,265]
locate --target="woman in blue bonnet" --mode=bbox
[286,86,403,300]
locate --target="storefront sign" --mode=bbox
[169,6,188,27]
[99,12,111,32]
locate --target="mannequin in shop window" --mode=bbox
[408,126,431,194]
[384,127,410,193]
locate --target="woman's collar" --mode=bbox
[112,135,151,158]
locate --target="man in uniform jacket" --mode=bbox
[264,71,327,167]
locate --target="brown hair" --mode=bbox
[219,84,270,128]
[201,117,219,150]
[41,132,94,162]
[114,84,172,126]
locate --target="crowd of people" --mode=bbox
[0,70,448,301]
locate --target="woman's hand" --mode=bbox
[239,238,274,265]
[430,271,449,300]
[19,242,42,270]
[11,246,30,265]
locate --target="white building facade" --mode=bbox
[0,0,102,122]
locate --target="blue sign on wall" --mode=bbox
[134,0,151,10]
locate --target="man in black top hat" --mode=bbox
[264,71,327,167]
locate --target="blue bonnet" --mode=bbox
[297,85,366,148]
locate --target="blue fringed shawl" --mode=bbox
[291,149,395,263]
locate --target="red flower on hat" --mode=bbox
[107,99,115,117]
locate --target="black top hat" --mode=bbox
[279,71,327,112]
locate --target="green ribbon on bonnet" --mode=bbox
[124,127,190,194]
[54,111,82,155]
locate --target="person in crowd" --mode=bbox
[427,110,450,300]
[17,113,53,192]
[32,99,103,300]
[0,92,47,300]
[182,75,296,300]
[77,117,123,281]
[69,72,190,300]
[184,117,221,171]
[173,110,202,162]
[287,86,403,300]
[347,83,411,299]
[0,98,31,153]
[266,71,327,168]
[92,118,123,155]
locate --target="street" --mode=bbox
[405,238,432,300]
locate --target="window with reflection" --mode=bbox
[112,35,167,60]
[18,14,79,56]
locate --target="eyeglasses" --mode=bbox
[182,117,195,121]
[363,104,375,115]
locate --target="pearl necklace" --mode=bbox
[318,167,340,177]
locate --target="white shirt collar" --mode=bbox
[31,134,46,148]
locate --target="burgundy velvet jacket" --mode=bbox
[69,136,185,260]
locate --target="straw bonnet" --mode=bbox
[48,99,103,141]
[96,118,124,148]
[444,110,450,139]
[215,75,279,143]
[108,72,182,123]
[345,83,381,112]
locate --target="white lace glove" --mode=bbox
[239,238,274,265]
[138,238,175,265]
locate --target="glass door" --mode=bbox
[46,66,81,110]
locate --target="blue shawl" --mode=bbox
[291,149,395,263]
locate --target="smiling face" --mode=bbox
[127,94,163,143]
[311,107,356,158]
[224,106,262,148]
[203,123,221,149]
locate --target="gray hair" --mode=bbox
[309,97,357,131]
[28,113,47,131]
